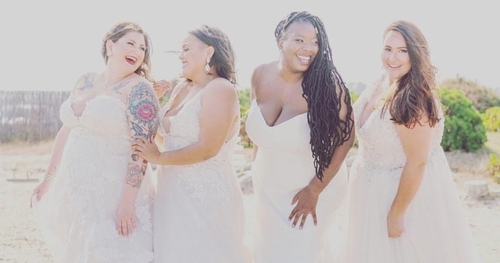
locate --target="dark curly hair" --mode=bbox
[275,11,354,181]
[190,25,237,84]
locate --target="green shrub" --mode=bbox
[482,107,500,132]
[237,88,253,148]
[487,153,500,183]
[440,77,500,113]
[350,91,359,104]
[439,88,487,152]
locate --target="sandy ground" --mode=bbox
[0,140,499,263]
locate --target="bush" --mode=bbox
[439,88,487,152]
[440,77,500,113]
[350,91,360,104]
[482,107,500,132]
[237,88,253,148]
[487,154,500,183]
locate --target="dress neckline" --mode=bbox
[252,100,307,128]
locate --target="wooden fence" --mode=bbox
[0,91,70,143]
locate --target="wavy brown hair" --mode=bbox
[101,22,153,82]
[381,20,440,128]
[275,11,354,181]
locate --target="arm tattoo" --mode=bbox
[78,74,95,90]
[128,82,160,140]
[126,163,143,188]
[127,81,160,172]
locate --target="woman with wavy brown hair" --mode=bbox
[341,20,482,263]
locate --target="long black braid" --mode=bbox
[275,11,354,181]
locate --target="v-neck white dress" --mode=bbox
[153,91,252,263]
[340,83,482,263]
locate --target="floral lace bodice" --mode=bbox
[158,92,237,162]
[353,83,445,170]
[59,95,129,139]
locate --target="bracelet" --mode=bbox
[44,173,55,182]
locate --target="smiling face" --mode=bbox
[381,30,411,84]
[106,31,146,74]
[279,21,319,73]
[178,34,213,80]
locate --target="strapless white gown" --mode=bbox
[245,100,348,263]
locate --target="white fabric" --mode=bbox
[245,100,348,263]
[36,96,154,263]
[154,92,252,263]
[340,83,482,263]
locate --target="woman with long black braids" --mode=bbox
[245,11,355,262]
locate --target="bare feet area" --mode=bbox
[1,141,499,263]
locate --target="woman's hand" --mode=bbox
[387,211,405,238]
[132,137,161,164]
[116,200,138,237]
[153,80,171,99]
[288,185,320,229]
[31,180,52,207]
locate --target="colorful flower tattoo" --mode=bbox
[126,81,160,188]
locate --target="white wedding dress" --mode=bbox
[36,95,155,263]
[340,83,482,262]
[245,100,348,263]
[154,91,251,263]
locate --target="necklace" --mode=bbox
[103,73,132,90]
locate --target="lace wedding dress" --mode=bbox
[36,95,154,263]
[340,83,482,263]
[154,91,251,263]
[245,100,348,263]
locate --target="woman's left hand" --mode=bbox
[116,200,137,237]
[288,185,320,229]
[387,212,405,238]
[132,137,161,163]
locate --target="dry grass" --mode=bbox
[485,132,500,154]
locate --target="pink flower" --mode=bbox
[136,104,154,122]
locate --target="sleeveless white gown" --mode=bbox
[245,100,348,263]
[340,83,482,262]
[154,92,252,263]
[36,95,155,263]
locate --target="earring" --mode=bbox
[107,50,112,57]
[204,57,211,74]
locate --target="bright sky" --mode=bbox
[2,0,499,91]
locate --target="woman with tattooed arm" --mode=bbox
[31,22,159,263]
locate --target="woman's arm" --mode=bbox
[32,74,90,202]
[44,126,71,177]
[116,81,159,236]
[132,78,238,165]
[32,125,71,203]
[387,115,433,238]
[159,79,237,165]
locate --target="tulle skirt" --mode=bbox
[340,149,482,263]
